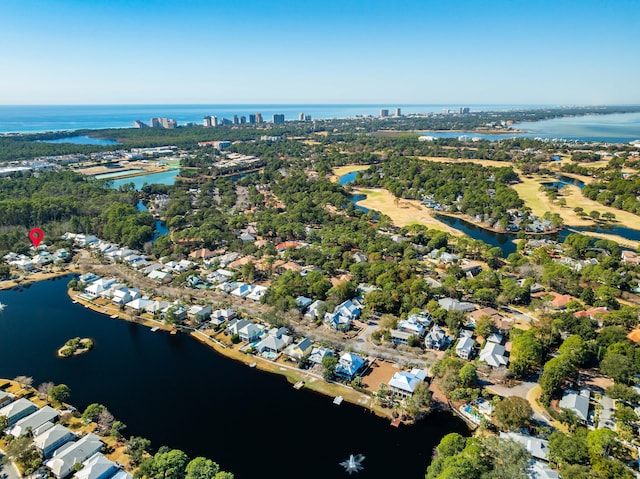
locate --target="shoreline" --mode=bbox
[66,288,398,421]
[0,268,79,291]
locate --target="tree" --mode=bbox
[493,396,533,431]
[600,352,636,384]
[37,381,54,402]
[548,429,589,467]
[136,449,190,479]
[458,364,477,388]
[111,420,127,439]
[436,433,467,458]
[539,355,576,404]
[82,403,106,423]
[586,428,617,462]
[321,355,338,381]
[49,384,71,406]
[185,457,220,479]
[4,435,42,474]
[508,329,544,378]
[475,315,495,339]
[558,335,588,367]
[605,383,640,403]
[97,408,115,433]
[126,436,152,466]
[13,375,33,390]
[589,210,600,220]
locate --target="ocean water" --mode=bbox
[0,103,540,133]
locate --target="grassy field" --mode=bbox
[414,156,513,169]
[330,164,372,182]
[353,188,463,235]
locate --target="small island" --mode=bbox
[58,336,93,357]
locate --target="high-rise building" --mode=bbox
[299,112,305,121]
[380,109,389,117]
[240,116,246,124]
[273,114,285,124]
[203,116,212,128]
[233,115,239,125]
[150,118,161,128]
[395,108,402,117]
[133,120,148,128]
[212,116,218,127]
[305,115,312,121]
[256,113,263,124]
[249,114,256,124]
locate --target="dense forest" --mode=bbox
[0,171,153,254]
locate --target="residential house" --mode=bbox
[148,270,172,283]
[9,405,59,437]
[144,300,170,317]
[125,298,152,314]
[324,299,362,331]
[0,398,38,426]
[255,330,291,354]
[574,307,610,326]
[33,424,75,458]
[397,317,427,337]
[305,300,326,320]
[187,304,212,322]
[112,287,140,306]
[479,342,508,368]
[390,329,413,346]
[546,292,576,310]
[239,232,256,242]
[45,433,103,479]
[308,347,333,365]
[189,248,216,260]
[75,453,118,479]
[160,303,187,322]
[206,269,235,284]
[388,369,427,397]
[528,460,560,479]
[467,307,502,326]
[0,391,14,408]
[406,312,433,329]
[238,322,264,342]
[78,273,99,284]
[461,261,483,278]
[84,278,117,299]
[230,283,253,298]
[559,389,590,423]
[284,338,313,360]
[455,336,475,360]
[621,250,640,265]
[500,432,549,462]
[295,296,313,312]
[352,252,368,263]
[210,309,236,327]
[335,352,366,380]
[424,325,450,350]
[246,285,267,301]
[438,298,476,313]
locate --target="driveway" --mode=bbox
[598,395,615,430]
[484,374,553,425]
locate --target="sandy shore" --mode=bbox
[329,164,372,183]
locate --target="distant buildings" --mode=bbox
[249,114,256,124]
[380,109,389,117]
[395,108,401,117]
[137,117,177,129]
[256,113,263,123]
[273,114,285,124]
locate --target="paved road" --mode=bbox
[484,375,552,425]
[0,452,21,479]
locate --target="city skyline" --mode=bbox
[2,0,640,105]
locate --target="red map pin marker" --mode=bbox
[29,228,44,247]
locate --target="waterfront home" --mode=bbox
[125,298,152,314]
[424,325,450,350]
[226,319,250,336]
[479,342,508,368]
[46,433,103,479]
[84,278,117,299]
[500,432,549,461]
[33,424,75,458]
[239,322,264,342]
[388,368,427,397]
[112,287,141,306]
[559,389,591,423]
[187,304,212,322]
[455,335,475,360]
[75,453,120,479]
[78,273,100,284]
[256,331,291,354]
[160,303,187,322]
[305,300,326,320]
[308,347,333,365]
[438,298,476,313]
[284,338,313,360]
[0,390,14,407]
[246,285,268,301]
[10,405,59,437]
[335,352,366,380]
[0,397,38,426]
[144,300,170,316]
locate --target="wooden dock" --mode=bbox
[390,417,402,428]
[333,396,344,405]
[110,314,119,319]
[249,362,257,368]
[150,326,159,332]
[293,381,304,390]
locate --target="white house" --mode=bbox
[500,432,549,461]
[238,322,264,342]
[424,325,449,350]
[75,453,118,479]
[84,278,116,299]
[0,398,38,426]
[45,433,103,479]
[230,283,253,298]
[9,405,59,437]
[187,304,212,322]
[125,298,152,314]
[559,389,591,423]
[308,347,333,365]
[33,424,75,458]
[479,342,508,368]
[305,300,326,319]
[388,369,427,397]
[455,336,475,360]
[438,298,476,313]
[246,285,268,301]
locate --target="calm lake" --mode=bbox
[108,170,179,190]
[0,278,469,479]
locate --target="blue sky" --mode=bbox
[1,0,639,104]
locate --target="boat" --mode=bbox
[0,302,6,313]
